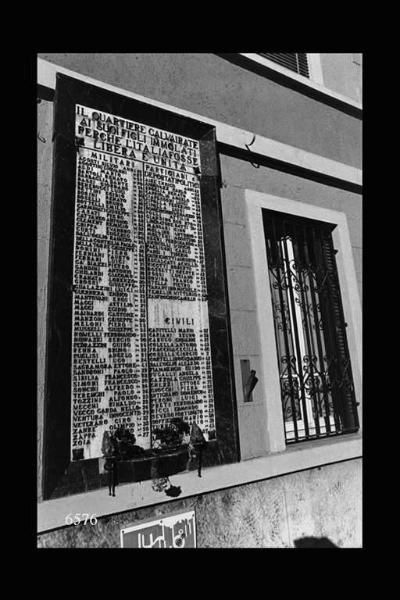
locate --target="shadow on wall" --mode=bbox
[294,537,339,548]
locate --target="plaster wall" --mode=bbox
[37,53,362,169]
[320,53,362,104]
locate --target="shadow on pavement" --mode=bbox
[294,537,339,548]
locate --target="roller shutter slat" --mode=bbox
[257,53,310,78]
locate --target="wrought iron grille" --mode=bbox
[262,209,359,444]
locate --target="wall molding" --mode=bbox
[37,58,362,188]
[238,53,362,111]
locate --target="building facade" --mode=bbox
[37,53,362,548]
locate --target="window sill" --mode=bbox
[37,433,362,534]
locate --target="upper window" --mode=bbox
[262,209,359,444]
[256,53,310,78]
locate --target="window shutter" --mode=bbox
[319,231,359,432]
[257,53,310,78]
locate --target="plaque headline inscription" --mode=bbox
[71,104,216,460]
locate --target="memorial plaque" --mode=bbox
[43,74,238,498]
[71,105,216,459]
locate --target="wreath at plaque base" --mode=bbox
[101,419,209,496]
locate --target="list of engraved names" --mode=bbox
[71,104,215,460]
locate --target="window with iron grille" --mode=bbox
[262,209,359,444]
[257,53,310,78]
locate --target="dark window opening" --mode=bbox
[257,53,310,78]
[262,209,359,444]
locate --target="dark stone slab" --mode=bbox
[43,73,239,500]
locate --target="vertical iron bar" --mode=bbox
[314,226,342,433]
[308,227,332,435]
[310,225,333,434]
[281,222,309,440]
[270,217,299,442]
[296,224,321,437]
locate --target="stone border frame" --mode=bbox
[42,73,239,500]
[244,189,362,454]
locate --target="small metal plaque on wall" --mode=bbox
[120,510,196,548]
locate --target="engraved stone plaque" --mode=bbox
[44,74,238,498]
[71,105,216,460]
